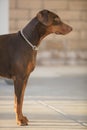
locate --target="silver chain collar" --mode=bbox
[20,30,39,51]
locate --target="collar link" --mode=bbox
[20,30,39,51]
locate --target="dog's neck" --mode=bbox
[22,17,50,47]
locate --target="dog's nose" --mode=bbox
[61,22,73,34]
[65,25,72,34]
[69,26,73,32]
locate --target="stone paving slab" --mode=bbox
[0,96,87,130]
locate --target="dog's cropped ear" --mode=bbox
[37,10,52,26]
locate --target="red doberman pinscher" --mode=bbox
[0,10,72,125]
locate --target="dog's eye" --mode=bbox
[53,17,60,25]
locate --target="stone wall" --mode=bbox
[9,0,87,65]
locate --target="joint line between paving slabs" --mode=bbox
[38,100,87,128]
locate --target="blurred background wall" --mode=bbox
[0,0,9,34]
[6,0,87,65]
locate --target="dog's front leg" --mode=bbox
[14,77,29,126]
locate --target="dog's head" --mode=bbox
[37,10,72,35]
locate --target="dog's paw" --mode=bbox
[17,115,29,126]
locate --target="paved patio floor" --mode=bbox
[0,66,87,130]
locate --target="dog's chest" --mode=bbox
[26,52,37,74]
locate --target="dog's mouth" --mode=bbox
[55,26,72,35]
[55,32,63,35]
